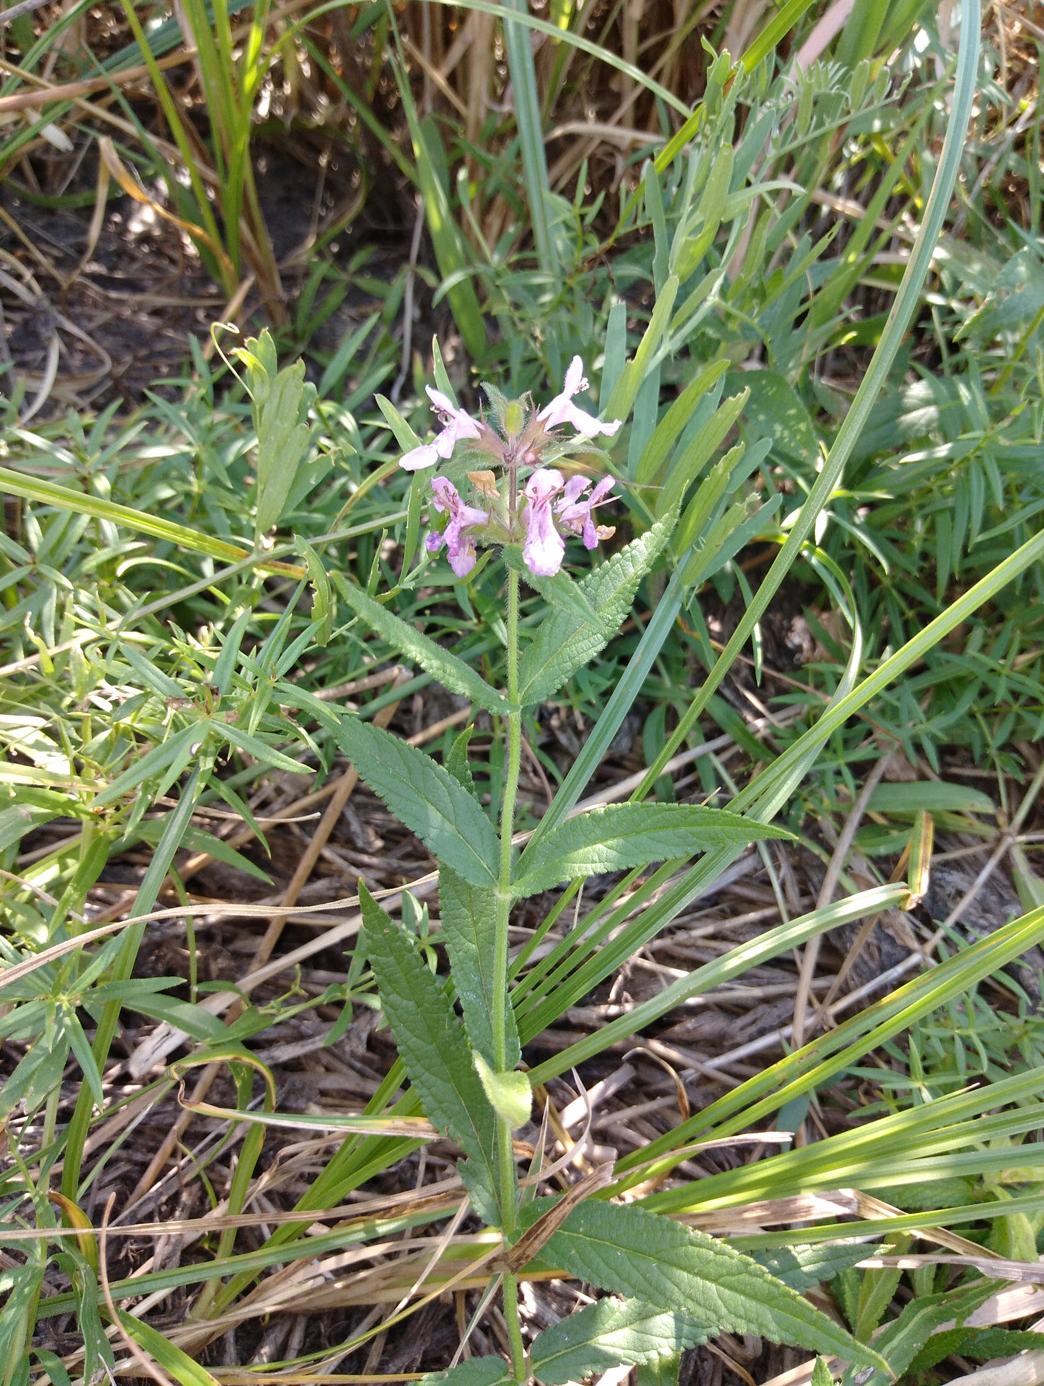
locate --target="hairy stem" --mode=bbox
[493,565,526,1381]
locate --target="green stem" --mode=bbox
[502,1272,528,1384]
[493,567,526,1381]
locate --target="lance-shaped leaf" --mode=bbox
[526,1201,886,1372]
[531,1298,711,1385]
[360,886,498,1207]
[852,1282,995,1386]
[527,1244,877,1386]
[754,1243,877,1293]
[439,867,521,1069]
[341,581,511,716]
[512,803,793,898]
[517,510,676,706]
[337,719,498,888]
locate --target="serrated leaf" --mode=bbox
[507,547,601,624]
[636,1353,681,1386]
[517,512,676,705]
[337,719,498,888]
[908,1327,1044,1375]
[754,1243,876,1293]
[473,1054,531,1130]
[341,581,511,716]
[359,886,498,1205]
[417,1360,512,1386]
[445,726,476,792]
[512,803,793,898]
[845,1282,994,1386]
[439,867,520,1068]
[527,1201,885,1372]
[531,1297,710,1385]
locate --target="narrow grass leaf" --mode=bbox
[501,0,553,273]
[115,1310,221,1385]
[866,781,995,815]
[636,1,982,795]
[0,465,300,576]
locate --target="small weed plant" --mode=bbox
[3,0,1044,1382]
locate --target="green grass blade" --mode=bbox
[637,0,983,796]
[501,0,554,274]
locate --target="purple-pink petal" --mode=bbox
[558,474,615,549]
[538,356,622,439]
[427,475,488,578]
[522,468,566,576]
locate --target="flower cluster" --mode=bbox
[398,357,620,578]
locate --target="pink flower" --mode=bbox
[522,468,566,576]
[399,387,482,471]
[557,475,616,549]
[537,357,622,440]
[426,476,488,577]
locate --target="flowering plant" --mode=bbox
[325,348,886,1385]
[399,356,621,579]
